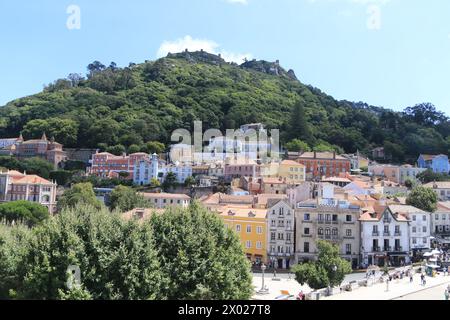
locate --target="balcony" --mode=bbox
[302,220,312,224]
[372,231,379,236]
[372,247,380,252]
[383,232,391,236]
[332,221,339,225]
[344,221,355,225]
[318,220,325,224]
[302,234,313,238]
[383,246,392,252]
[394,246,402,252]
[394,231,402,236]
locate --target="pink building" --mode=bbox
[6,133,67,169]
[224,159,260,182]
[0,170,57,213]
[90,152,149,180]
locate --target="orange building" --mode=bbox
[296,152,351,179]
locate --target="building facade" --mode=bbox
[295,197,361,269]
[388,205,431,256]
[423,181,450,201]
[142,192,190,209]
[296,152,351,179]
[417,154,450,174]
[267,200,295,269]
[218,206,268,265]
[90,152,149,180]
[0,170,57,213]
[359,206,410,267]
[278,160,306,184]
[432,202,450,239]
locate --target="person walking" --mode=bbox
[445,289,449,301]
[410,274,413,283]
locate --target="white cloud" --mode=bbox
[157,35,252,64]
[225,0,249,4]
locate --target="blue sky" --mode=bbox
[1,0,450,114]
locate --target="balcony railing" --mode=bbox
[394,246,402,252]
[394,231,401,236]
[372,246,380,252]
[383,246,392,252]
[372,231,379,236]
[383,232,390,236]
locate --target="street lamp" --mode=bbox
[258,263,268,294]
[329,265,337,296]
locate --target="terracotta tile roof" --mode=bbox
[298,152,347,160]
[142,192,191,200]
[217,206,267,219]
[280,160,305,167]
[11,174,53,185]
[437,201,450,211]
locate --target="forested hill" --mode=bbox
[0,50,449,164]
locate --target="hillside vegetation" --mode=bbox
[1,50,449,163]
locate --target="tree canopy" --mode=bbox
[292,240,352,290]
[406,186,438,212]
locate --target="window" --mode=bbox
[332,215,338,222]
[412,215,416,221]
[246,225,252,233]
[271,220,276,227]
[304,242,310,253]
[346,229,352,237]
[346,215,352,222]
[236,225,241,232]
[271,232,276,241]
[278,233,284,240]
[304,228,310,235]
[384,225,389,233]
[286,233,292,241]
[318,214,323,221]
[256,241,262,249]
[422,226,427,233]
[318,228,323,235]
[412,227,416,233]
[345,244,351,254]
[304,213,310,221]
[412,237,417,244]
[422,215,426,221]
[326,214,331,221]
[373,225,378,233]
[257,226,263,234]
[423,237,427,244]
[332,228,338,236]
[325,228,331,236]
[246,241,251,248]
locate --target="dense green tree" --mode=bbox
[49,170,74,186]
[416,169,450,184]
[22,158,55,179]
[127,144,141,154]
[162,172,178,191]
[57,183,102,211]
[109,185,151,212]
[288,100,313,144]
[143,141,165,154]
[22,118,79,147]
[406,186,438,212]
[17,205,165,300]
[106,144,126,156]
[149,202,253,299]
[184,176,196,187]
[285,139,310,152]
[292,240,352,290]
[0,201,49,227]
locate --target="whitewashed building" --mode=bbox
[359,205,410,267]
[267,199,295,269]
[133,153,160,185]
[388,205,431,255]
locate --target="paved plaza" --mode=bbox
[252,271,450,300]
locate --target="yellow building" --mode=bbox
[217,206,268,265]
[278,160,306,184]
